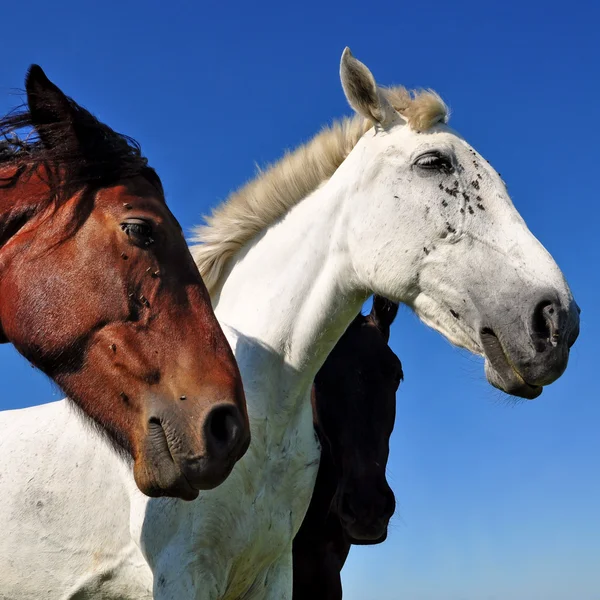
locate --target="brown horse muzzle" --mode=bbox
[134,395,250,500]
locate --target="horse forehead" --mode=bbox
[379,123,462,156]
[433,125,494,164]
[95,181,168,219]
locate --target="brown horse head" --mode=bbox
[312,296,401,543]
[0,66,249,500]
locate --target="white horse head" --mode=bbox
[338,48,579,398]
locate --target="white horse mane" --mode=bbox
[191,86,448,294]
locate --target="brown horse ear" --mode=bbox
[369,295,399,341]
[25,65,76,149]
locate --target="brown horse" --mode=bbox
[0,66,249,500]
[293,296,401,599]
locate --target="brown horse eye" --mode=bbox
[120,220,154,246]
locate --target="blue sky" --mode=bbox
[0,1,598,598]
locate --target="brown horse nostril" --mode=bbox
[203,405,244,457]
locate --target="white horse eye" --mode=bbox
[415,152,453,172]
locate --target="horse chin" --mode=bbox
[133,458,200,501]
[339,507,390,545]
[481,330,543,400]
[343,523,388,545]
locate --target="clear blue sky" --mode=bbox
[0,2,598,599]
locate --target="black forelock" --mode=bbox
[0,93,162,196]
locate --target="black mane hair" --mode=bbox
[0,65,162,198]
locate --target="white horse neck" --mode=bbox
[212,144,376,418]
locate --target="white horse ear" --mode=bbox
[340,47,396,126]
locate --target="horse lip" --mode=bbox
[145,417,204,499]
[168,472,201,500]
[480,328,542,399]
[346,530,388,545]
[342,520,388,545]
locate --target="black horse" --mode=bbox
[293,296,402,599]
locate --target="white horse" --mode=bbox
[0,48,579,599]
